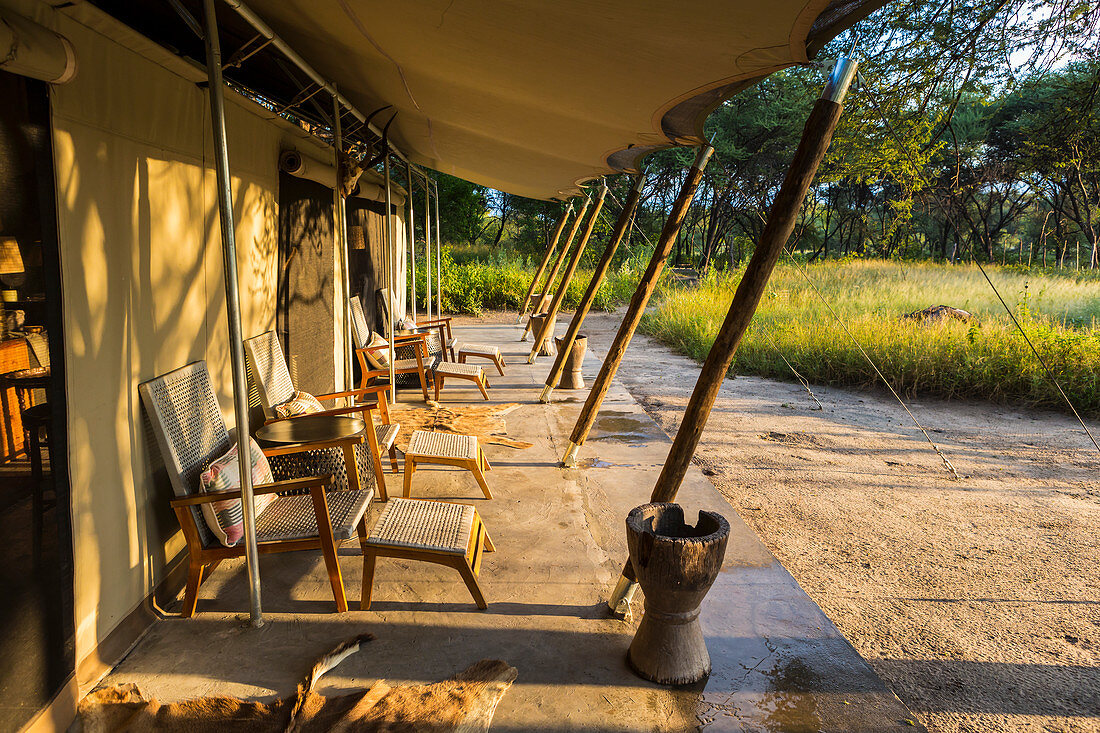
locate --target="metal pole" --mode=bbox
[424,172,432,323]
[521,195,590,341]
[407,161,416,323]
[434,180,442,318]
[607,58,858,615]
[383,152,396,402]
[333,93,352,394]
[561,145,713,466]
[528,183,607,361]
[518,203,573,323]
[540,172,645,401]
[222,0,411,163]
[201,0,262,626]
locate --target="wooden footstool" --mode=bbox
[433,361,489,400]
[362,497,494,609]
[458,344,506,375]
[403,430,493,499]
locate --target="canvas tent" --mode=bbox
[0,0,880,730]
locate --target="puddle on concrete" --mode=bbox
[578,457,616,469]
[589,411,662,444]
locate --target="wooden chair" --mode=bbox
[244,330,399,478]
[139,361,374,616]
[378,286,456,361]
[349,295,434,400]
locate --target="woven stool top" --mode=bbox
[406,430,479,460]
[367,498,474,554]
[376,423,400,449]
[435,361,483,378]
[458,343,501,357]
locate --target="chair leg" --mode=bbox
[388,446,399,473]
[360,550,377,611]
[402,458,416,498]
[470,460,492,500]
[458,353,466,364]
[453,558,488,609]
[313,509,349,613]
[483,528,496,552]
[183,560,205,618]
[417,368,430,401]
[494,357,505,376]
[434,375,443,401]
[476,376,489,400]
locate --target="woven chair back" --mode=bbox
[138,360,227,546]
[349,295,372,350]
[243,330,296,415]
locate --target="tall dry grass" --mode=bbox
[641,260,1100,415]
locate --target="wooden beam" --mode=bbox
[528,183,608,361]
[561,144,713,466]
[540,172,645,401]
[517,202,573,323]
[521,196,591,340]
[606,58,858,615]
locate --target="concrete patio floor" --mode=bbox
[101,321,921,731]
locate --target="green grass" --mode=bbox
[409,245,645,315]
[639,260,1100,416]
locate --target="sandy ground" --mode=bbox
[460,310,1100,733]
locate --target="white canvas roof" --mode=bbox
[234,0,873,199]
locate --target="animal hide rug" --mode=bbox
[78,634,517,732]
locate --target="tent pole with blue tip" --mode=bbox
[540,171,645,402]
[528,183,607,362]
[606,56,858,616]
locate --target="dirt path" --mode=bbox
[461,310,1100,732]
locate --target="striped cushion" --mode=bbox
[274,390,324,418]
[198,438,277,547]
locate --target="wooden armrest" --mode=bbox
[260,434,365,456]
[315,385,391,401]
[170,475,334,507]
[264,403,378,425]
[417,317,451,325]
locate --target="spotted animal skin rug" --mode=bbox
[390,401,533,450]
[79,634,518,732]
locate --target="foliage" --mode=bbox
[641,260,1100,415]
[407,245,647,316]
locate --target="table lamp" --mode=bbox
[0,237,24,303]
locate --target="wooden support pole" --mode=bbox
[518,202,574,323]
[521,195,591,340]
[539,172,645,401]
[529,183,608,361]
[606,58,858,615]
[561,145,713,466]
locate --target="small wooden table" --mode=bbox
[1,365,49,460]
[256,415,365,444]
[256,415,374,496]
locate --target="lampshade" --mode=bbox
[0,238,24,276]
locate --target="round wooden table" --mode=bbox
[255,415,365,445]
[255,415,371,495]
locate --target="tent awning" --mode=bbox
[228,0,877,199]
